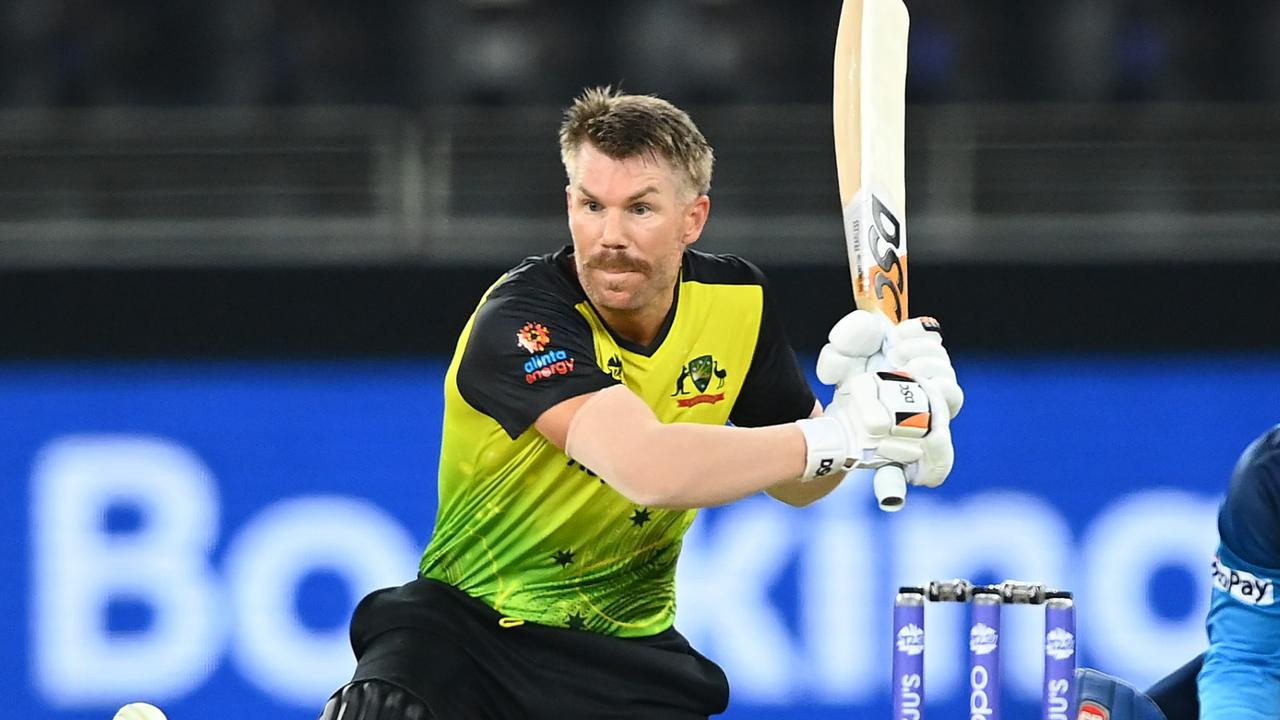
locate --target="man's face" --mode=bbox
[566,143,709,316]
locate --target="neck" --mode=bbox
[594,293,674,347]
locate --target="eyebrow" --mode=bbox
[578,185,660,203]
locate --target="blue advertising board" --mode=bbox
[3,355,1278,719]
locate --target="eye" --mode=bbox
[632,204,652,216]
[584,200,602,212]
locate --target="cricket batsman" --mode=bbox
[316,87,963,719]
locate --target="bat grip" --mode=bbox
[874,464,907,512]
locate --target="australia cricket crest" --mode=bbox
[672,354,727,407]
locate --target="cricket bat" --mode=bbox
[833,0,911,511]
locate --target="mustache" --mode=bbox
[584,252,650,274]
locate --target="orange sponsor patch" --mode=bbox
[897,412,930,430]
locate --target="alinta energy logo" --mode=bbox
[671,354,727,408]
[515,322,575,384]
[516,322,552,354]
[524,349,575,385]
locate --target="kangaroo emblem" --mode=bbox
[671,365,691,396]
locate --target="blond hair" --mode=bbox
[558,86,714,197]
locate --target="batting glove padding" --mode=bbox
[816,309,890,385]
[797,370,947,484]
[801,310,959,488]
[884,317,963,418]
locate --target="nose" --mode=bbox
[600,209,627,249]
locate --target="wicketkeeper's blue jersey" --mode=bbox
[1198,425,1280,719]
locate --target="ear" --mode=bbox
[681,194,711,247]
[565,184,573,214]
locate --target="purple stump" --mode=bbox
[1042,592,1076,720]
[892,588,925,720]
[969,587,1002,720]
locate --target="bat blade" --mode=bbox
[833,0,910,324]
[834,0,912,513]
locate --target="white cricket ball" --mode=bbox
[114,702,169,720]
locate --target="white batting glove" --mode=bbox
[796,370,943,482]
[800,311,961,488]
[815,310,892,387]
[904,374,954,487]
[884,316,963,418]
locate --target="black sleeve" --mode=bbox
[1146,653,1204,720]
[729,262,818,427]
[1218,425,1280,567]
[456,287,618,439]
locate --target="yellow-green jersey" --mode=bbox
[420,246,815,638]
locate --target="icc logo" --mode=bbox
[606,355,624,380]
[896,623,924,656]
[969,623,998,655]
[1044,627,1075,660]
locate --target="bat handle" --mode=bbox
[874,464,907,512]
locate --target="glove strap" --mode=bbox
[873,371,931,439]
[796,416,850,481]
